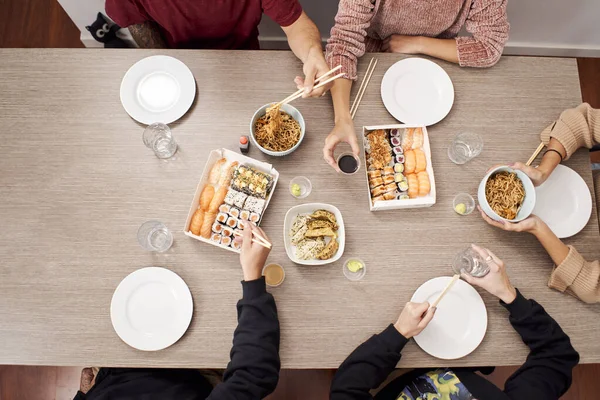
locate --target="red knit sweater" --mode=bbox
[326,0,509,80]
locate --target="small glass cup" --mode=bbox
[343,258,366,281]
[448,132,483,165]
[453,193,475,215]
[452,246,490,277]
[137,221,173,252]
[289,176,312,199]
[337,153,361,175]
[263,263,285,287]
[143,123,178,159]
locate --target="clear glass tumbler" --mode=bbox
[452,246,490,277]
[143,123,178,159]
[137,221,173,252]
[453,193,475,215]
[448,132,483,164]
[289,176,312,199]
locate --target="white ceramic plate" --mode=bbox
[120,55,196,125]
[411,277,487,360]
[110,267,193,351]
[381,58,454,126]
[283,203,345,265]
[533,164,592,238]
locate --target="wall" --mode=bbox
[58,0,600,56]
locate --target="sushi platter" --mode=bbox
[363,124,436,211]
[184,148,279,253]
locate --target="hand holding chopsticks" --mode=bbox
[275,65,344,107]
[233,228,272,249]
[430,275,460,309]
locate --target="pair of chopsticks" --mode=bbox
[350,57,378,119]
[233,229,272,249]
[525,142,545,166]
[274,65,344,107]
[430,274,460,309]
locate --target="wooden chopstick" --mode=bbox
[430,274,460,308]
[280,72,346,106]
[275,65,342,107]
[525,142,545,166]
[350,57,377,118]
[233,230,272,249]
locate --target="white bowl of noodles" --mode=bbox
[478,166,536,223]
[250,103,305,157]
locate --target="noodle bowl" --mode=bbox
[250,103,305,156]
[478,166,536,223]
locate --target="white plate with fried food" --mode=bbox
[284,203,345,265]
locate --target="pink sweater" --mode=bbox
[326,0,510,80]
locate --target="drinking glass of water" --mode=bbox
[143,123,178,159]
[448,132,483,164]
[452,246,490,277]
[137,221,173,252]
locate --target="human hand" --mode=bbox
[323,119,360,172]
[237,223,271,281]
[394,302,436,339]
[294,47,331,98]
[462,244,517,304]
[382,35,422,54]
[478,205,542,234]
[510,162,549,186]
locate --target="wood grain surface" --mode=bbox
[0,49,597,369]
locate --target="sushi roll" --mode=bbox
[396,154,405,164]
[226,216,238,229]
[222,226,234,237]
[398,180,409,192]
[367,170,381,180]
[371,185,386,197]
[383,192,396,201]
[229,207,240,218]
[399,194,410,200]
[250,212,261,224]
[394,163,404,173]
[383,166,394,176]
[383,175,395,185]
[372,195,385,203]
[391,137,402,147]
[231,240,242,251]
[369,177,384,189]
[239,209,251,221]
[238,219,247,230]
[216,212,228,224]
[224,189,239,206]
[233,191,248,209]
[218,204,231,214]
[392,146,404,155]
[390,128,401,137]
[244,196,266,214]
[221,236,232,247]
[384,183,397,193]
[394,173,405,183]
[212,222,223,234]
[210,233,222,244]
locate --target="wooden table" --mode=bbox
[0,49,598,369]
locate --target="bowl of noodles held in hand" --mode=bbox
[250,103,305,157]
[478,166,536,223]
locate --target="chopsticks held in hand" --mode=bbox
[233,229,272,249]
[351,57,378,119]
[525,142,545,166]
[275,65,344,107]
[430,274,460,309]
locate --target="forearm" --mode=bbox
[128,21,167,49]
[532,222,570,266]
[331,78,353,123]
[284,12,323,64]
[536,138,565,179]
[417,37,459,64]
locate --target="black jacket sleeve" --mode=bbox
[330,324,409,400]
[207,277,280,400]
[502,289,579,399]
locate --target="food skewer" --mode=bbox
[525,142,545,166]
[233,229,272,249]
[351,57,378,119]
[430,274,460,309]
[274,65,343,108]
